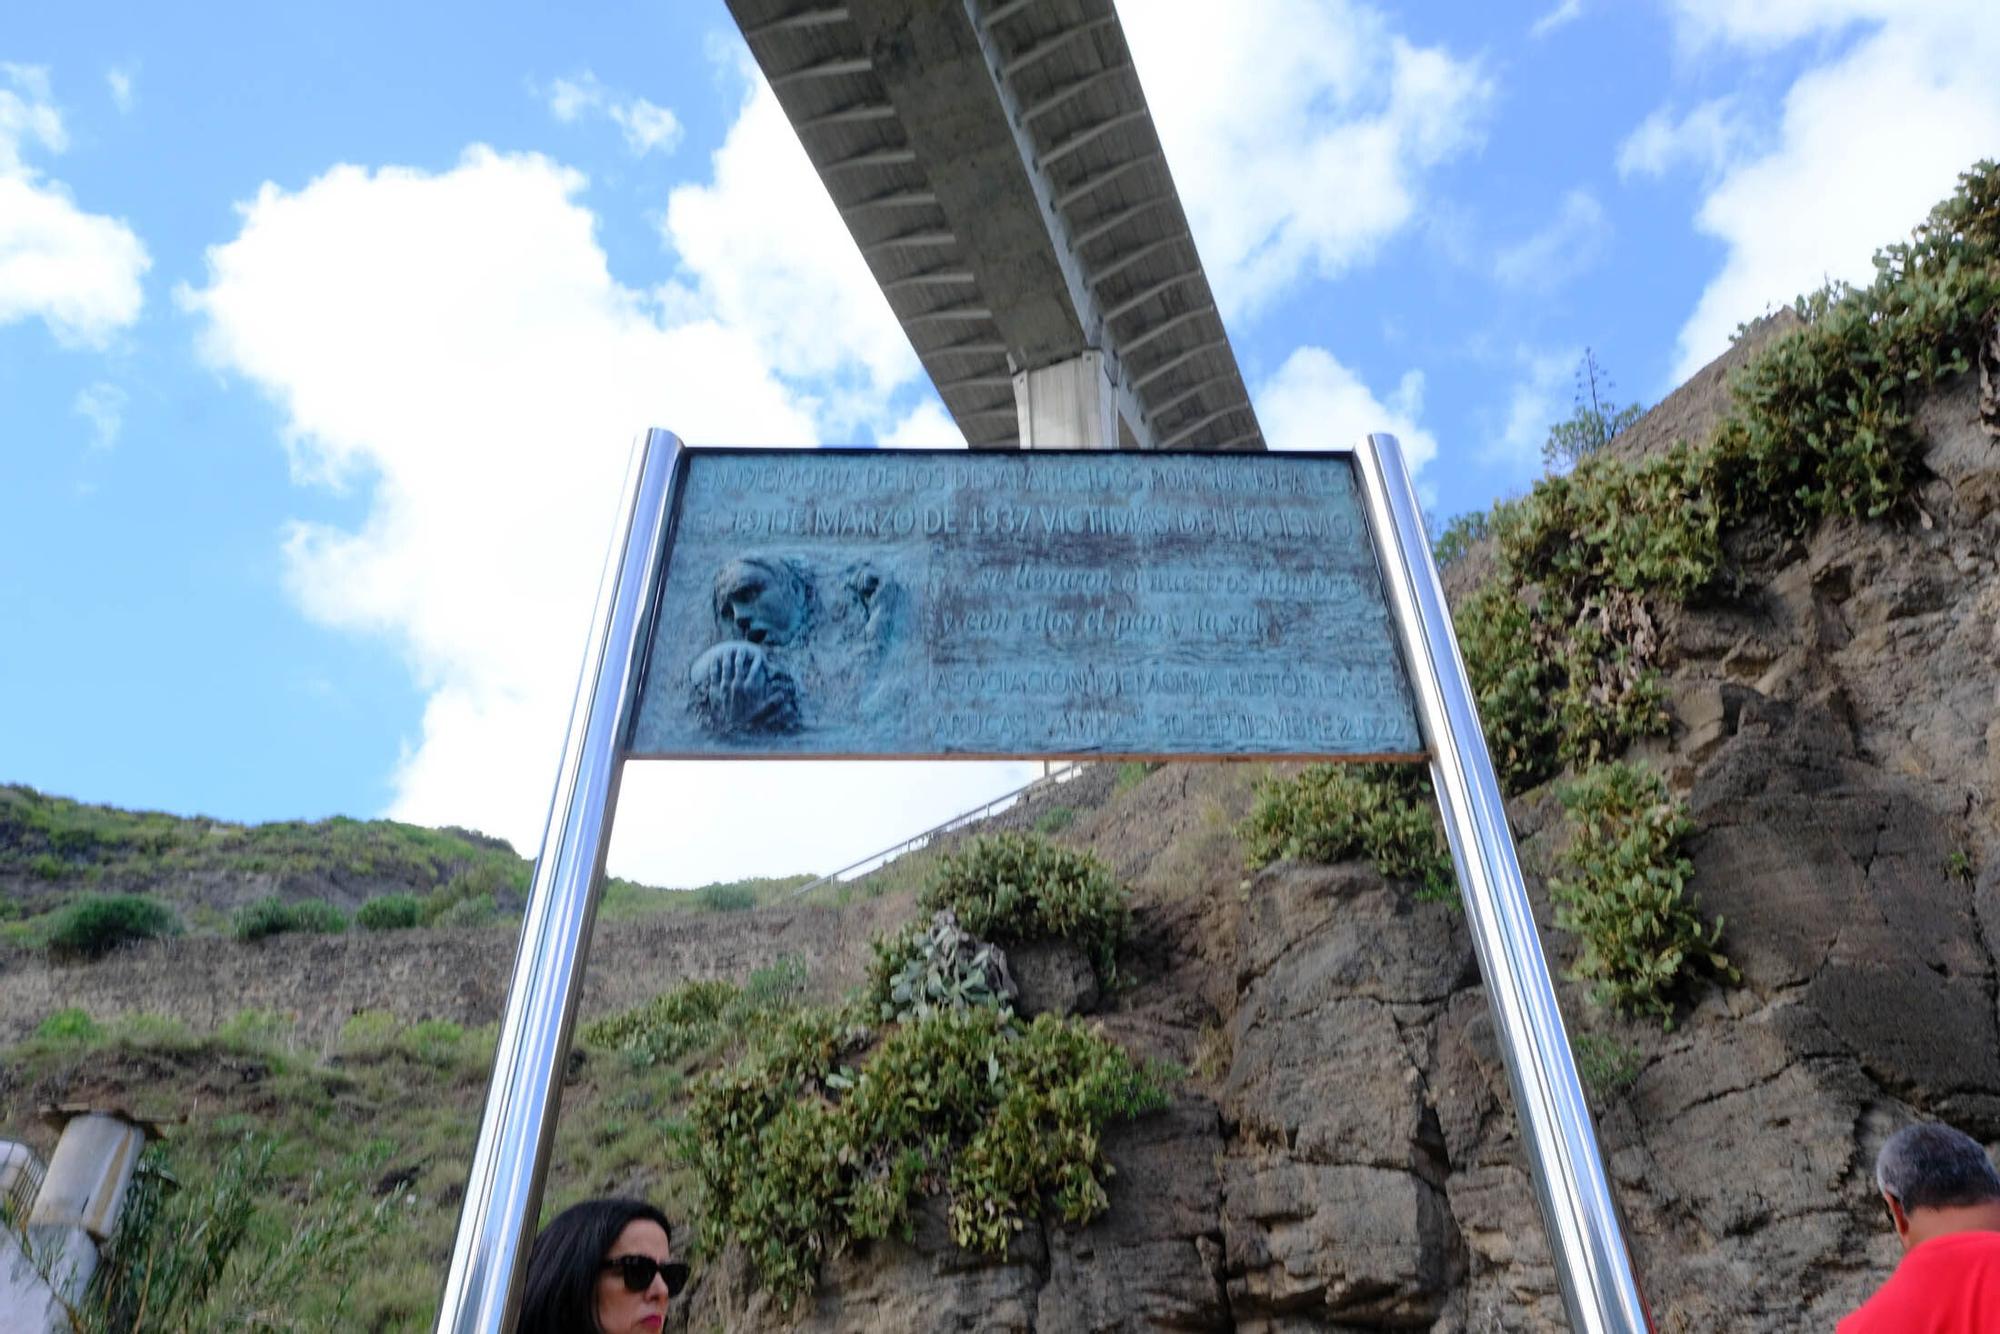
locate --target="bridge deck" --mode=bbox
[728,0,1264,452]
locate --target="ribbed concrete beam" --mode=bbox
[727,0,1263,452]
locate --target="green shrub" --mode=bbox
[1111,761,1158,794]
[1710,173,2000,532]
[46,894,179,961]
[216,1008,296,1053]
[583,978,741,1066]
[1501,442,1722,604]
[1430,503,1504,568]
[1550,762,1736,1025]
[695,882,757,912]
[937,1014,1171,1253]
[919,833,1129,981]
[1240,764,1455,901]
[232,896,349,942]
[1453,581,1562,791]
[685,1004,1167,1309]
[741,955,810,1011]
[1572,1033,1642,1102]
[422,860,525,924]
[399,1019,469,1066]
[867,911,1013,1023]
[336,1010,402,1059]
[34,1006,104,1045]
[587,961,812,1069]
[432,892,500,929]
[1032,804,1077,836]
[355,894,425,931]
[109,1013,198,1050]
[1459,464,1692,785]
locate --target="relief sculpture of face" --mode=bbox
[713,557,807,647]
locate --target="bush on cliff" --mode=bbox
[34,1007,104,1045]
[865,909,1015,1024]
[917,832,1129,982]
[684,1004,1167,1310]
[421,859,524,924]
[356,893,425,930]
[46,894,180,961]
[583,977,740,1067]
[232,895,349,942]
[1551,762,1736,1026]
[694,882,757,912]
[1241,763,1454,901]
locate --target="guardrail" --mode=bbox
[787,762,1086,901]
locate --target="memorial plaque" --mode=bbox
[628,449,1424,759]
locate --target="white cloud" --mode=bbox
[1121,0,1492,319]
[1616,98,1744,180]
[609,98,682,157]
[180,135,1031,884]
[106,66,134,113]
[543,73,603,124]
[1668,0,1894,49]
[1257,346,1439,480]
[663,54,919,428]
[540,71,683,157]
[1531,0,1586,38]
[877,397,967,449]
[0,65,150,346]
[1489,347,1578,469]
[0,64,65,165]
[1493,189,1610,290]
[1661,1,2000,381]
[72,380,126,450]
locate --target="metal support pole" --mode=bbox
[436,428,684,1334]
[1352,433,1653,1334]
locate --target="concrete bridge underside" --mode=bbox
[727,0,1266,452]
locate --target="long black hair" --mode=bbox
[518,1197,674,1334]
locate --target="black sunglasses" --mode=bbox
[604,1255,690,1297]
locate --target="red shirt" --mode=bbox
[1839,1231,2000,1333]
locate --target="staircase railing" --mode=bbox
[787,762,1085,901]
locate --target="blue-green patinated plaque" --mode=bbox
[627,449,1423,759]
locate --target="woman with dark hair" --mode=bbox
[519,1197,689,1334]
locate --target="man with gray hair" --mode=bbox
[1839,1122,2000,1331]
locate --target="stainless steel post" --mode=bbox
[1352,433,1653,1333]
[436,428,684,1334]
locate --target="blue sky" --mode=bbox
[4,1,1996,886]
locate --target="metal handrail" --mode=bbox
[787,762,1084,901]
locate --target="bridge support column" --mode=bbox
[1013,350,1121,450]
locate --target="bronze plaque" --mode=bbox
[627,449,1423,759]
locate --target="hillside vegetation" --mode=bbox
[0,783,813,956]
